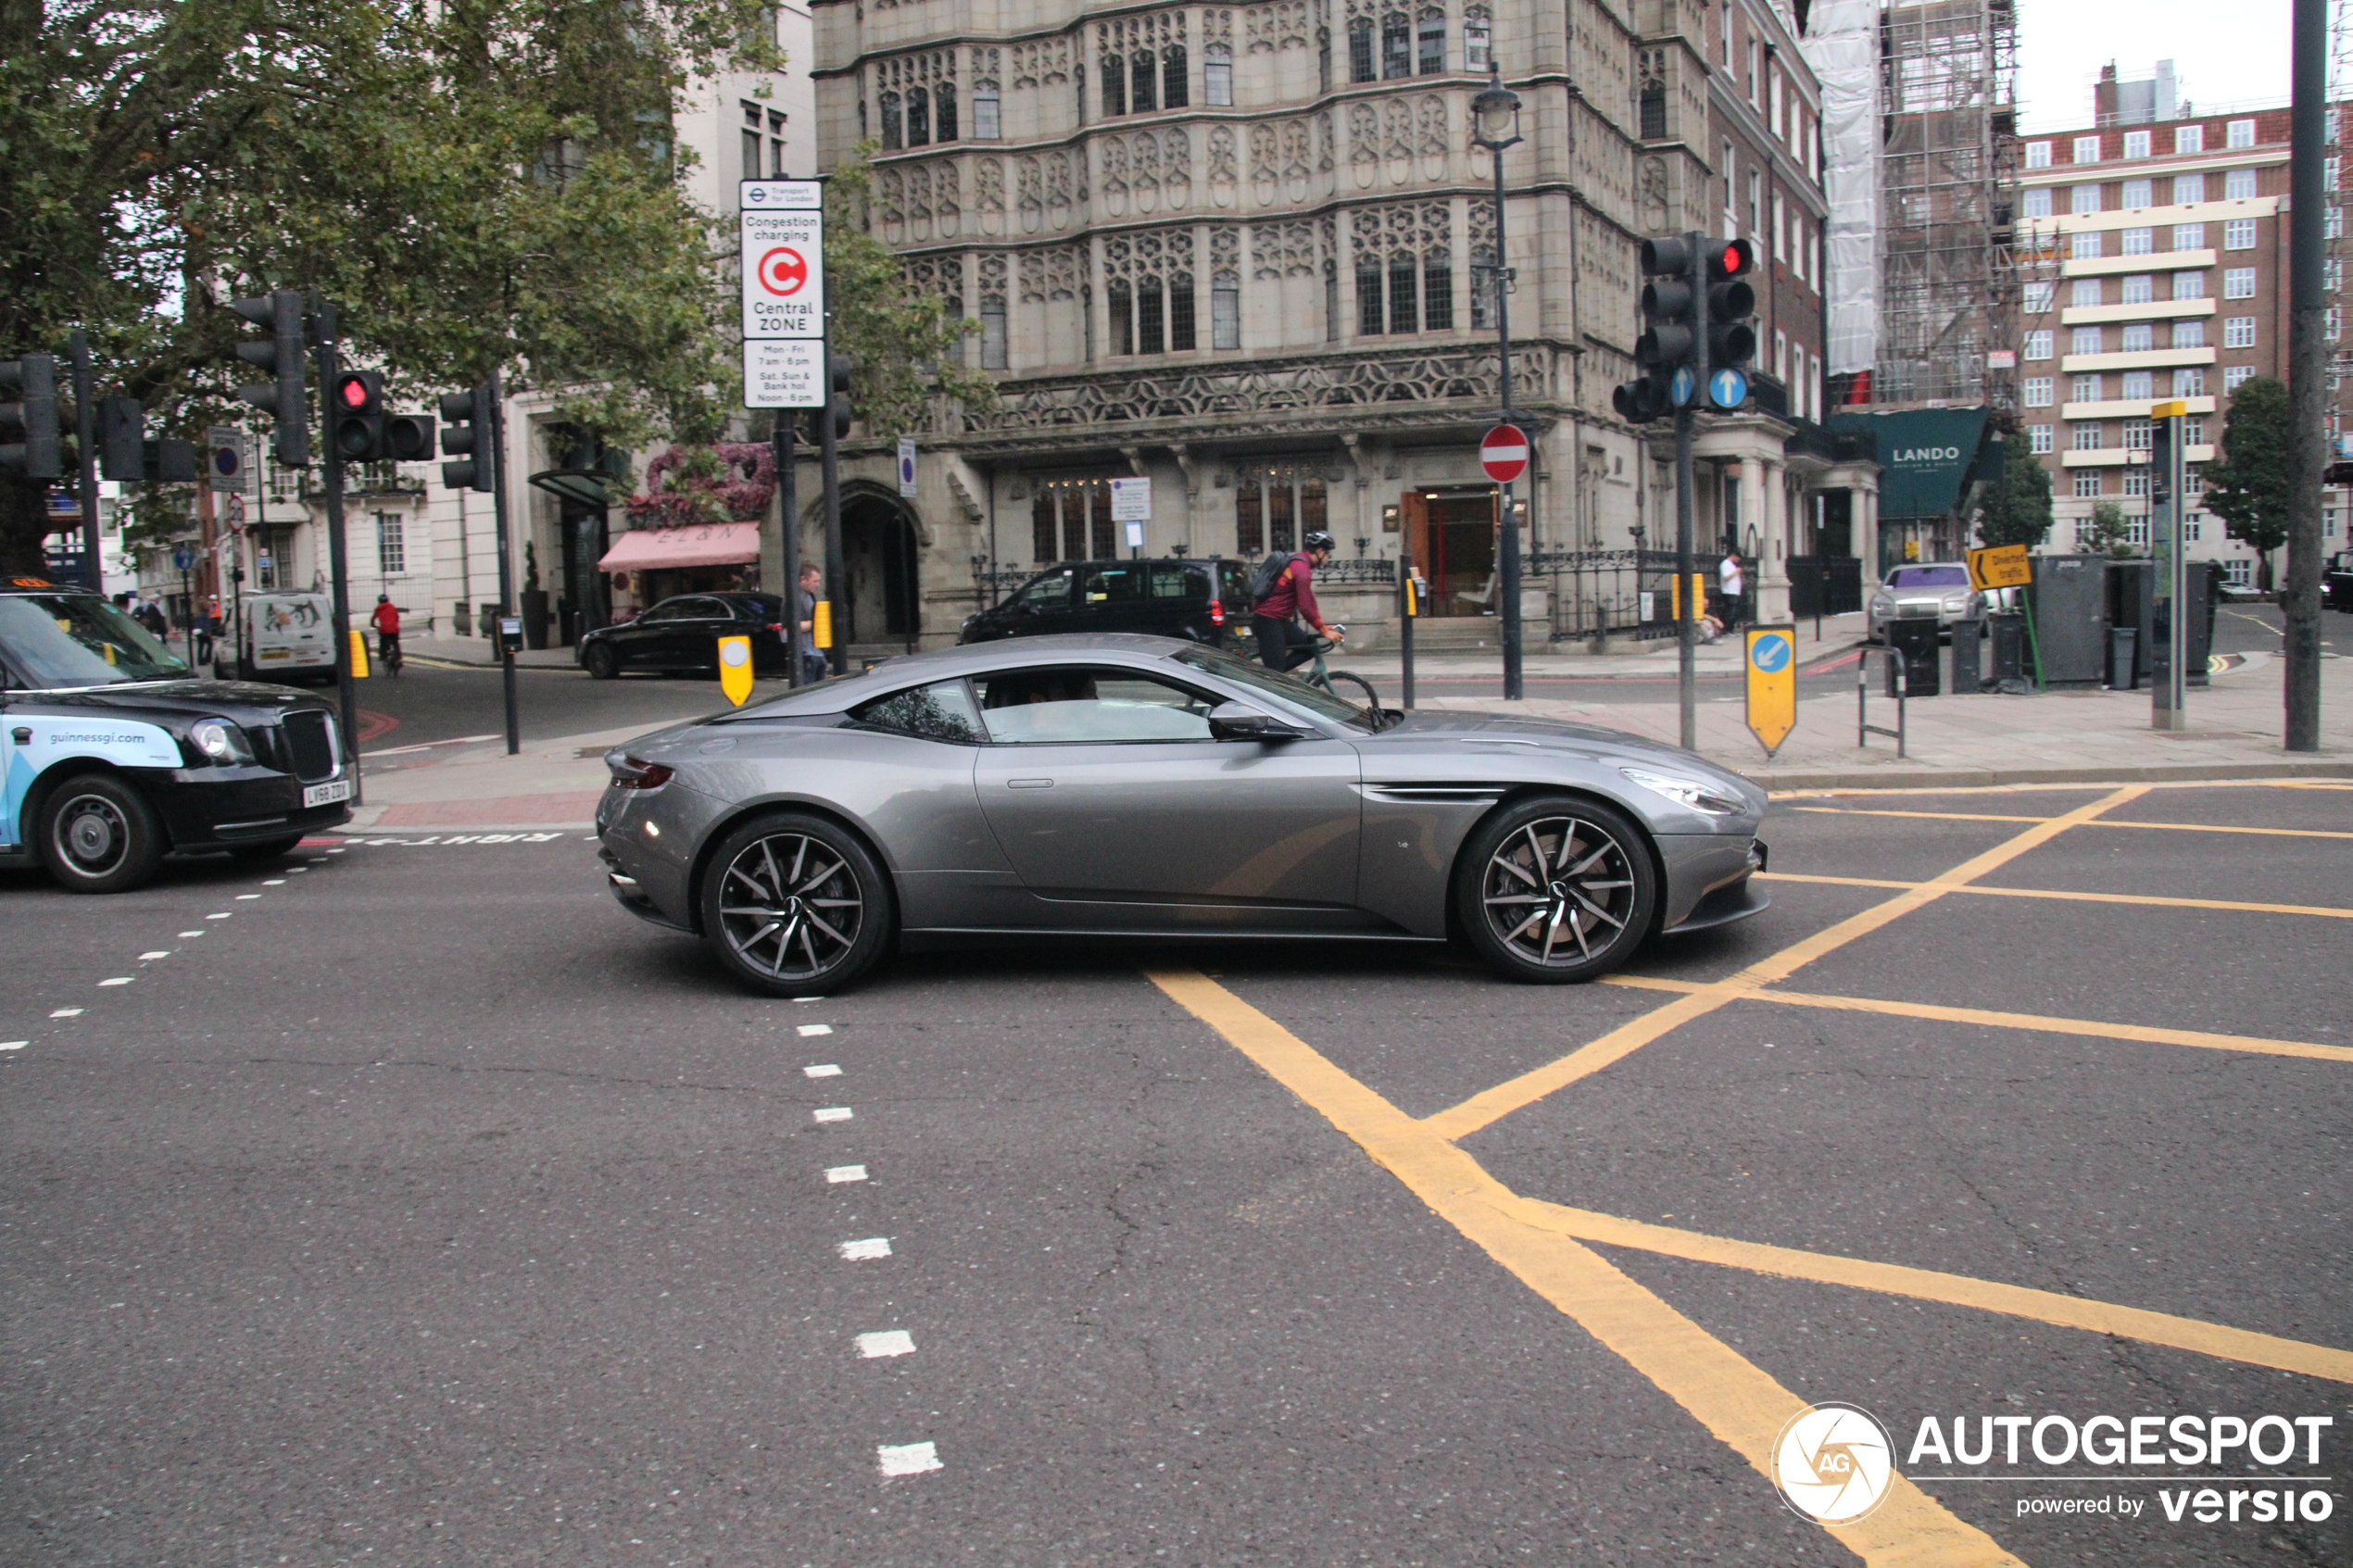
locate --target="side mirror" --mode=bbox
[1208,701,1309,742]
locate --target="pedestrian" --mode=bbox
[797,562,831,684]
[1718,550,1744,632]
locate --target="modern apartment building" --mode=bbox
[802,0,1847,651]
[2012,66,2352,582]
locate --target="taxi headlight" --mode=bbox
[1622,766,1746,817]
[189,719,253,764]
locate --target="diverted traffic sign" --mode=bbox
[1479,424,1529,484]
[741,180,826,409]
[1968,543,2032,592]
[1743,622,1796,757]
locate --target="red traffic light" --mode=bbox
[1710,238,1755,280]
[335,371,381,413]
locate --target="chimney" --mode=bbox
[2095,60,2120,125]
[2155,59,2178,121]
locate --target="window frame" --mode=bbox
[972,665,1230,746]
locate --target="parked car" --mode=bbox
[1867,563,1984,642]
[578,592,789,679]
[226,590,336,684]
[2322,550,2353,612]
[960,558,1249,648]
[0,579,353,891]
[595,633,1769,994]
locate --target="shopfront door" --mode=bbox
[1409,492,1499,617]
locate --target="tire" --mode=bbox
[228,834,306,861]
[1321,669,1383,725]
[583,642,619,680]
[37,773,167,895]
[1453,795,1657,984]
[699,812,894,996]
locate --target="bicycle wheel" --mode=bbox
[1321,669,1382,723]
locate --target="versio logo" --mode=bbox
[1772,1402,1896,1524]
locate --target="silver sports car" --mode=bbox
[595,633,1768,993]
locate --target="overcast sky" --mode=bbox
[2015,0,2294,132]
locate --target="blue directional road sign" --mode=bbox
[172,545,195,571]
[1708,367,1749,410]
[1669,366,1696,408]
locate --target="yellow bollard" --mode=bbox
[348,628,371,678]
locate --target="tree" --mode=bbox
[2204,374,2294,589]
[0,0,785,573]
[2079,500,2138,558]
[1975,446,2056,549]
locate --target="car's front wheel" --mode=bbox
[1453,796,1657,983]
[698,812,894,996]
[583,641,619,680]
[38,773,167,894]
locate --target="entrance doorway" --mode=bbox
[841,495,921,649]
[1405,492,1499,617]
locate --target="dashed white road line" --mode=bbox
[803,1062,842,1078]
[813,1106,853,1123]
[50,1009,82,1019]
[876,1441,941,1477]
[233,894,261,901]
[0,1042,27,1052]
[798,1022,833,1037]
[177,931,204,938]
[138,951,170,960]
[837,1237,892,1261]
[262,879,285,885]
[97,978,133,987]
[205,912,231,921]
[824,1165,868,1184]
[854,1330,915,1359]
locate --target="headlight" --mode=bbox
[1941,593,1969,613]
[1622,766,1746,817]
[1869,592,1894,611]
[189,719,253,764]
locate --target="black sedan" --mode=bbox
[579,593,790,680]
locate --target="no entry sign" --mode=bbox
[1479,424,1529,484]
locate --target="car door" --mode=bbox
[969,663,1365,929]
[1002,568,1078,637]
[609,598,682,669]
[1074,562,1144,633]
[1145,561,1212,640]
[661,596,731,671]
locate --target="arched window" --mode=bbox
[1131,49,1157,114]
[936,82,958,140]
[1388,250,1418,332]
[1381,12,1410,78]
[1213,270,1240,348]
[1423,247,1453,329]
[1348,17,1375,83]
[1168,270,1196,349]
[1464,8,1491,70]
[1324,259,1339,341]
[981,295,1008,368]
[974,80,1000,138]
[905,85,929,145]
[1205,42,1233,105]
[1639,78,1666,139]
[880,90,902,150]
[1102,54,1126,117]
[1109,281,1135,355]
[1470,244,1496,329]
[1138,276,1165,355]
[1416,8,1445,73]
[1356,254,1385,333]
[1163,44,1188,108]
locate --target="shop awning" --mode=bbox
[598,522,761,571]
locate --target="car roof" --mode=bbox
[0,578,84,595]
[724,633,1216,718]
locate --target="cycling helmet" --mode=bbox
[1302,530,1337,553]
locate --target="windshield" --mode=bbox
[1888,566,1969,588]
[0,594,189,688]
[1168,644,1376,733]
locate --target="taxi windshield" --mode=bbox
[0,594,190,688]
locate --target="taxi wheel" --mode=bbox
[38,773,166,895]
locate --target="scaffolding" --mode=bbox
[1873,0,2018,408]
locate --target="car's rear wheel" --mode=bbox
[38,773,167,895]
[583,642,619,680]
[699,812,893,996]
[1453,796,1656,984]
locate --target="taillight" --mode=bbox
[768,622,785,634]
[607,753,674,790]
[1210,598,1225,626]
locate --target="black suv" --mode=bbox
[960,558,1248,647]
[579,592,789,679]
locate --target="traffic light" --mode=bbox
[438,383,494,492]
[95,396,195,483]
[0,353,62,479]
[385,409,436,462]
[232,289,310,467]
[1613,236,1704,426]
[332,370,386,460]
[1705,238,1757,370]
[826,353,853,440]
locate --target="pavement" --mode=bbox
[5,782,2347,1565]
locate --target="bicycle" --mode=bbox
[377,631,403,678]
[1297,626,1386,727]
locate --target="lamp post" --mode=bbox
[1471,71,1525,700]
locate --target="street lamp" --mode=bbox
[1470,71,1525,698]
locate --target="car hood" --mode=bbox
[9,678,337,728]
[1359,709,1768,813]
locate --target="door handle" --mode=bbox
[1005,777,1054,789]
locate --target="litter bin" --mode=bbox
[1987,610,2028,692]
[1884,616,1942,697]
[2108,626,2139,690]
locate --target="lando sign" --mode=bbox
[1829,406,1992,521]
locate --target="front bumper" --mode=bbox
[146,767,353,850]
[1657,835,1768,934]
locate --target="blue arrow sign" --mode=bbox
[1669,366,1696,408]
[1749,630,1792,674]
[1708,367,1749,410]
[172,545,195,571]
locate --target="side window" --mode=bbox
[638,600,681,622]
[852,679,985,742]
[1079,565,1143,603]
[1015,570,1076,608]
[974,668,1217,743]
[1147,562,1204,599]
[1220,561,1248,602]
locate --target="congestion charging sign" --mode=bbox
[741,181,826,408]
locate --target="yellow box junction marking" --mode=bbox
[1791,806,2353,843]
[1761,870,2353,922]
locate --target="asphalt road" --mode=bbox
[4,781,2347,1564]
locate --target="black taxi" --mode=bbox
[1,578,354,892]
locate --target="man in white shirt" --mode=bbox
[1718,551,1745,630]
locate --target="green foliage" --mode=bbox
[2204,374,2293,585]
[0,0,784,571]
[1975,446,2056,550]
[2080,500,2138,558]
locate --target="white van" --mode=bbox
[231,592,337,684]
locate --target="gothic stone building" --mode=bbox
[803,0,1840,653]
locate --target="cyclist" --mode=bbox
[370,594,402,674]
[1252,530,1341,672]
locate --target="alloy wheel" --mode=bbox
[1478,815,1640,968]
[715,833,865,981]
[52,792,132,879]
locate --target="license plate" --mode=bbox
[303,779,352,808]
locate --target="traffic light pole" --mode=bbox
[777,414,803,686]
[487,367,519,754]
[1490,141,1523,701]
[1679,234,1708,753]
[69,332,101,593]
[312,302,362,802]
[819,385,846,677]
[2284,0,2325,750]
